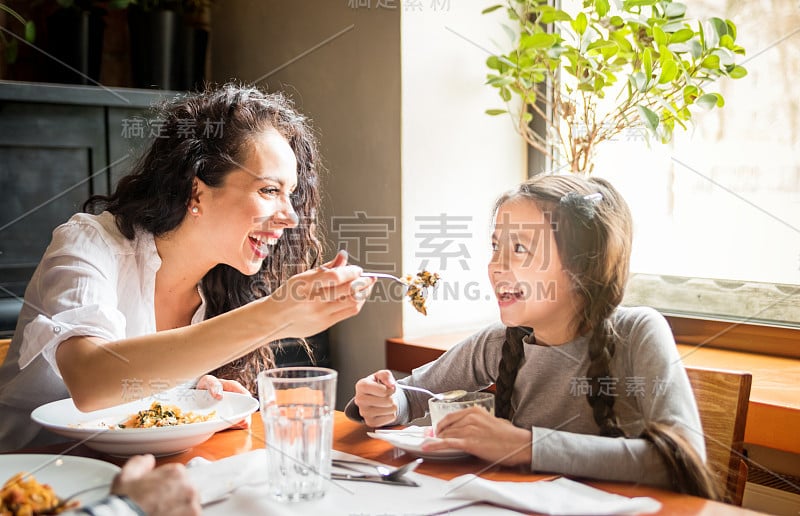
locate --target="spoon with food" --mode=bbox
[394,383,467,402]
[361,270,441,315]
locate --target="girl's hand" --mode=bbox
[354,370,398,427]
[422,407,533,467]
[196,375,251,429]
[267,250,375,339]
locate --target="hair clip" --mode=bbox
[559,192,603,220]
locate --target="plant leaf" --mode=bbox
[697,93,719,109]
[573,13,588,36]
[653,26,667,46]
[485,109,507,116]
[688,39,703,59]
[4,39,18,64]
[728,65,747,79]
[637,105,659,132]
[630,71,647,92]
[521,33,557,50]
[659,60,679,83]
[596,0,610,17]
[708,17,729,37]
[623,0,657,7]
[701,54,720,70]
[24,21,36,43]
[643,47,653,81]
[670,28,694,44]
[482,4,503,14]
[665,2,687,18]
[683,84,699,104]
[712,48,735,67]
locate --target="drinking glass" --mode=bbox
[258,367,337,502]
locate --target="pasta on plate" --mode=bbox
[0,472,76,516]
[118,402,216,429]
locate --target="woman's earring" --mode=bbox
[191,206,199,215]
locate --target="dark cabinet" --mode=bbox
[0,81,166,337]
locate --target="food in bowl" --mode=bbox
[118,402,216,429]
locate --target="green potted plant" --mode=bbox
[123,0,211,90]
[483,0,748,174]
[44,0,125,84]
[0,2,35,65]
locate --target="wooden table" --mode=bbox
[21,412,760,515]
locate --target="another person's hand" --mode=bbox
[196,375,251,429]
[422,407,533,466]
[354,370,398,427]
[265,250,374,339]
[111,455,200,516]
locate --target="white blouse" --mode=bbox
[0,211,206,451]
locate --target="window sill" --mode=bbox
[386,330,800,454]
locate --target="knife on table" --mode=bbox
[331,472,420,487]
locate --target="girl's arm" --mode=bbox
[346,323,507,426]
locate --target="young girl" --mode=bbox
[349,174,718,499]
[0,83,374,452]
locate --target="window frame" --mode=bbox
[520,0,800,350]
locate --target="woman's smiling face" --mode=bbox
[198,127,299,276]
[487,198,578,334]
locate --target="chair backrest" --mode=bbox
[684,365,752,505]
[0,338,10,365]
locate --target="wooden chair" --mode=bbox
[0,338,10,365]
[684,365,752,505]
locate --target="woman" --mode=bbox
[0,83,374,451]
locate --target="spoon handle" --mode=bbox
[394,383,436,398]
[361,272,406,284]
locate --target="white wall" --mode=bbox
[211,0,526,405]
[211,0,403,407]
[400,2,527,337]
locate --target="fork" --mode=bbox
[331,457,423,485]
[39,483,111,515]
[361,272,407,284]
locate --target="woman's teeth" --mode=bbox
[249,235,278,251]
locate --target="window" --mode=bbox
[574,0,800,327]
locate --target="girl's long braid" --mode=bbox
[585,317,626,437]
[495,326,532,421]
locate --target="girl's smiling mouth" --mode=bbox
[495,285,525,305]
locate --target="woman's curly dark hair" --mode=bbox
[85,83,323,394]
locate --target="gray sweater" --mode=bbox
[347,306,704,488]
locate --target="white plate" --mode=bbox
[31,390,259,457]
[368,426,470,460]
[0,454,119,508]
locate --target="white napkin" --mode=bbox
[368,426,434,449]
[186,450,268,505]
[184,450,518,515]
[446,474,662,515]
[368,426,467,457]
